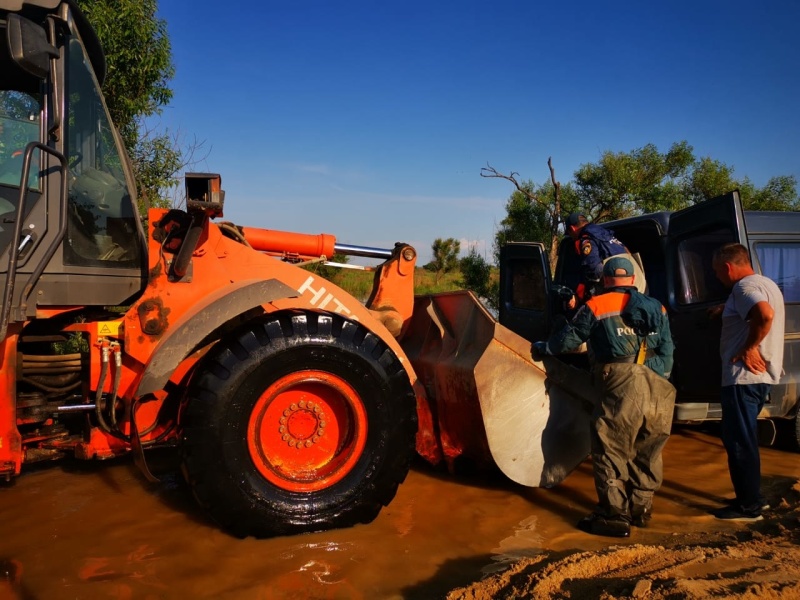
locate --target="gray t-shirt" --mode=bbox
[720,274,785,386]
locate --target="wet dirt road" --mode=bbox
[1,426,798,599]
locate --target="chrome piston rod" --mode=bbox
[333,242,394,260]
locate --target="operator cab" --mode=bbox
[0,1,146,332]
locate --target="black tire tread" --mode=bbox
[180,311,417,537]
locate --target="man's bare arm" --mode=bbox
[732,301,774,374]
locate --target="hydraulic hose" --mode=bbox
[20,353,83,395]
[19,377,81,394]
[94,344,111,434]
[109,344,123,433]
[170,212,206,279]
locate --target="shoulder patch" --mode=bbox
[581,240,592,255]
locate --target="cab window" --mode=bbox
[0,90,41,194]
[508,257,547,311]
[64,33,141,267]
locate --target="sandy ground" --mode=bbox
[447,478,800,600]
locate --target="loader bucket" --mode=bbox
[400,291,597,488]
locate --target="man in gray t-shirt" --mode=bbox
[711,243,785,522]
[719,272,785,387]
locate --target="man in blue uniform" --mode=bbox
[565,213,647,311]
[534,256,675,537]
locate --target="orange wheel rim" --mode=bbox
[247,370,368,492]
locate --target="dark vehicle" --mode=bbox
[499,191,800,446]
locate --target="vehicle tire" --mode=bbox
[179,311,417,537]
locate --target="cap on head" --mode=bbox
[566,212,586,228]
[603,256,634,278]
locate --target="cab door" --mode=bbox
[666,190,747,417]
[498,242,553,343]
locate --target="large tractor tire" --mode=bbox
[179,311,417,538]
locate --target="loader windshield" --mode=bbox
[63,31,142,266]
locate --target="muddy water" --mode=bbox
[1,426,798,599]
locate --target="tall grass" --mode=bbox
[319,266,496,301]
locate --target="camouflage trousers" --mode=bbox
[590,362,676,519]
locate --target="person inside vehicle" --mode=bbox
[564,212,646,310]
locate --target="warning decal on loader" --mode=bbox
[97,321,122,337]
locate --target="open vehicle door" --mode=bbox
[498,242,553,341]
[666,190,747,420]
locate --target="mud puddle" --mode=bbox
[1,426,798,599]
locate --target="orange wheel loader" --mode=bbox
[0,0,448,538]
[0,1,598,538]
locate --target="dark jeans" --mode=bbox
[720,383,770,511]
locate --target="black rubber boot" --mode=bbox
[577,513,631,538]
[630,506,651,528]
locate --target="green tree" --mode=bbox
[76,0,181,211]
[486,142,799,270]
[428,238,461,283]
[572,141,695,218]
[685,156,737,205]
[459,247,498,311]
[738,175,800,211]
[494,184,550,261]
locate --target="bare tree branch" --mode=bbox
[481,164,534,200]
[547,157,563,270]
[483,159,565,271]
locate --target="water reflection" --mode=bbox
[0,427,798,599]
[484,515,545,575]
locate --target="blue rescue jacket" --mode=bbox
[578,224,628,282]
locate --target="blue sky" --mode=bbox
[155,1,799,265]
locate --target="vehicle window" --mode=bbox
[64,34,141,267]
[675,228,731,305]
[0,90,41,193]
[754,242,800,303]
[509,258,547,311]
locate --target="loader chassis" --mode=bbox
[0,1,422,537]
